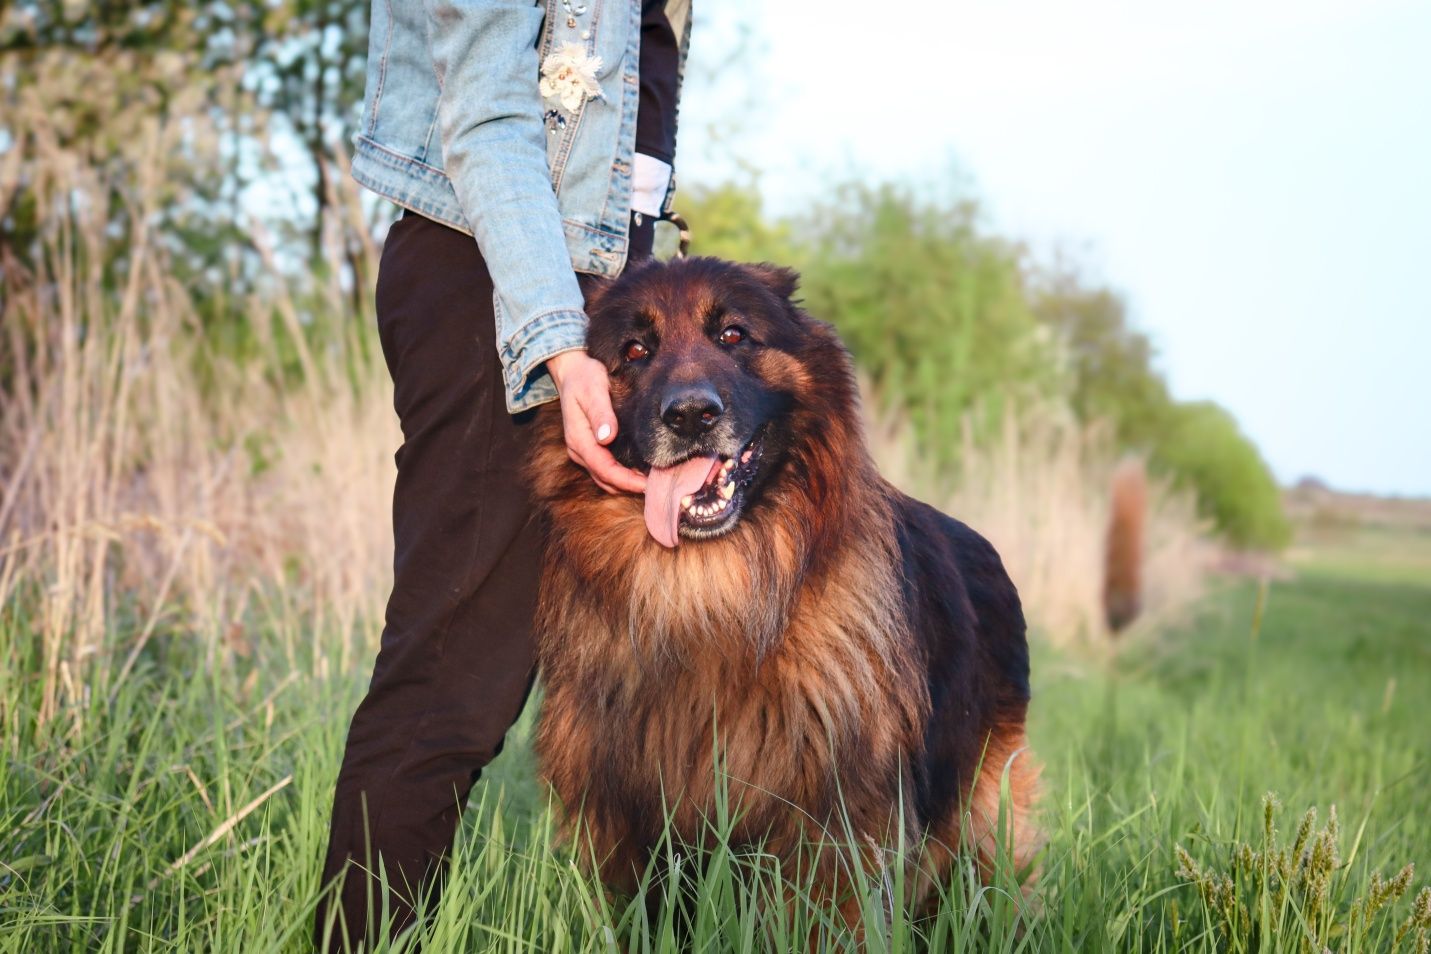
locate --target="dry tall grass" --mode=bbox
[1,60,397,734]
[868,396,1212,649]
[1,62,1212,742]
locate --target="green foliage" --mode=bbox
[679,182,800,264]
[795,184,1060,460]
[1158,401,1293,549]
[1032,271,1291,550]
[1033,271,1173,450]
[1,0,369,271]
[688,182,1061,460]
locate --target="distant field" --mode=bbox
[1287,521,1431,589]
[2,522,1428,952]
[1285,485,1431,586]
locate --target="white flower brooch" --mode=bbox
[540,42,604,113]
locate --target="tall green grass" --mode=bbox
[3,567,1428,952]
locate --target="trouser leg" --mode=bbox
[315,212,541,950]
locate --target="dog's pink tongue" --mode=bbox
[643,455,719,548]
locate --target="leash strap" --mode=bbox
[659,210,691,258]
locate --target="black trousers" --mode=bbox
[315,211,653,951]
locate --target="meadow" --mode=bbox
[2,488,1429,952]
[3,37,1429,951]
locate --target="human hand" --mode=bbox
[547,350,647,495]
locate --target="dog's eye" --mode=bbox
[718,326,746,346]
[623,341,650,362]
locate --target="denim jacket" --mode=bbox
[352,0,691,412]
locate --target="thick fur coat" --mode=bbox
[527,258,1039,906]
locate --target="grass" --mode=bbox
[2,535,1427,952]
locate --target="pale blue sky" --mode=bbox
[682,0,1431,496]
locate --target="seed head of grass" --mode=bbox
[1175,796,1426,953]
[1395,885,1431,949]
[1263,790,1280,845]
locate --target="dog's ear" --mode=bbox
[580,274,617,316]
[743,262,801,302]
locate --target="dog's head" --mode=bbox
[583,257,859,547]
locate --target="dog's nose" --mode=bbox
[661,387,724,437]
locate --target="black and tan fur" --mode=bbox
[528,258,1040,913]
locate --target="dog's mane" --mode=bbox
[528,311,933,873]
[527,313,906,670]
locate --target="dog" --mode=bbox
[528,257,1040,916]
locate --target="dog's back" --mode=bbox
[893,493,1041,887]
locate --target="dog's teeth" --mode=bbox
[681,495,693,509]
[720,481,735,500]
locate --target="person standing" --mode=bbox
[314,1,691,949]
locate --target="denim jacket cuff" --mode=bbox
[502,308,589,413]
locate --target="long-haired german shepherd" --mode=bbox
[528,257,1040,914]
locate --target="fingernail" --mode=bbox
[596,423,612,442]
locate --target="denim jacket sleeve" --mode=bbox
[423,0,588,411]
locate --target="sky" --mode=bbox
[681,0,1431,497]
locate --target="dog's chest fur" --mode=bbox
[534,505,929,862]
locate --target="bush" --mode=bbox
[1033,271,1173,451]
[1032,271,1291,551]
[1155,401,1292,550]
[796,185,1062,460]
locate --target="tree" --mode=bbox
[796,184,1060,459]
[1033,270,1174,450]
[1031,267,1290,549]
[1,0,369,265]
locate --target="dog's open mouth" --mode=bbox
[642,434,764,548]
